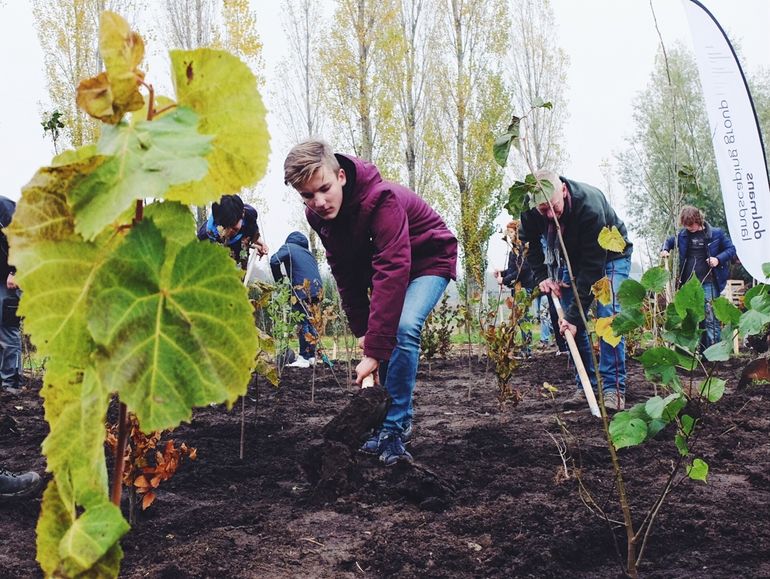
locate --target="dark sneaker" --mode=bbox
[360,430,383,455]
[3,386,21,396]
[378,433,413,467]
[562,389,587,410]
[360,423,413,455]
[603,391,626,411]
[0,467,42,500]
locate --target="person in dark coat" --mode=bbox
[270,231,323,367]
[284,139,457,466]
[0,196,22,395]
[494,220,535,355]
[521,170,633,412]
[660,205,736,348]
[197,194,268,270]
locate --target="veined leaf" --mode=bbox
[610,412,648,449]
[89,220,257,431]
[638,347,680,389]
[617,278,646,309]
[592,276,612,305]
[699,377,726,403]
[76,12,145,124]
[687,458,709,482]
[703,339,734,362]
[598,226,626,253]
[595,316,622,347]
[168,48,270,205]
[7,155,102,255]
[144,201,196,256]
[674,276,705,322]
[69,107,212,240]
[41,363,110,508]
[712,296,741,325]
[36,481,127,579]
[493,115,520,167]
[640,266,669,293]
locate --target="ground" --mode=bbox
[2,348,770,578]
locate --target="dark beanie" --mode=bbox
[211,194,244,228]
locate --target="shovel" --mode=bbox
[321,371,390,446]
[549,295,601,417]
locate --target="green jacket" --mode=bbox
[520,177,632,327]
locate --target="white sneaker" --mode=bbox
[287,357,311,368]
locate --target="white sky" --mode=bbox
[1,0,769,273]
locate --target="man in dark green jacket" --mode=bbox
[521,170,633,411]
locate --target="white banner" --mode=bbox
[682,0,770,282]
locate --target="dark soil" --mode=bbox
[2,348,770,578]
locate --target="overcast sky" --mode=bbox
[1,0,768,274]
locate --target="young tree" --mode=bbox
[435,0,510,295]
[275,0,326,143]
[319,0,400,170]
[32,0,139,148]
[381,0,444,202]
[617,43,721,250]
[506,0,569,172]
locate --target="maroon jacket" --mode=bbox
[306,154,457,360]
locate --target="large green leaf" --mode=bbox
[640,266,669,293]
[638,347,680,388]
[610,411,648,449]
[144,201,196,255]
[712,297,741,325]
[36,481,127,579]
[41,363,111,507]
[687,458,709,482]
[617,278,646,309]
[699,377,726,403]
[674,276,705,321]
[7,154,101,255]
[493,115,520,167]
[168,48,269,204]
[89,220,257,431]
[69,107,212,240]
[703,339,734,362]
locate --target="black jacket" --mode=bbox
[501,242,535,292]
[0,196,16,280]
[521,177,632,327]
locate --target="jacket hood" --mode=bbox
[286,231,309,249]
[0,196,16,228]
[336,154,383,215]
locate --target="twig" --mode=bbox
[546,430,570,480]
[239,396,246,460]
[299,537,325,547]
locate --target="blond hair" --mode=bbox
[284,139,340,188]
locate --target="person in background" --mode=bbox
[197,194,268,270]
[270,231,323,368]
[0,465,41,500]
[521,170,633,412]
[494,220,534,357]
[0,196,22,395]
[284,139,457,466]
[660,205,736,349]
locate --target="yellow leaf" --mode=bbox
[167,48,270,205]
[595,316,622,347]
[76,11,145,124]
[542,382,557,393]
[598,226,627,253]
[591,276,612,305]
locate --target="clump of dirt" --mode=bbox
[2,351,770,578]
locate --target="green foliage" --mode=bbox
[12,12,270,578]
[422,294,458,364]
[263,281,304,374]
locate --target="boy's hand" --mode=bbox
[559,318,577,337]
[539,278,562,297]
[660,250,670,258]
[6,273,17,290]
[355,356,379,386]
[254,238,269,257]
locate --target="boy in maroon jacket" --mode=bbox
[284,140,457,465]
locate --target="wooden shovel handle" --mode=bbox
[549,295,601,417]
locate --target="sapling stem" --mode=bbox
[111,402,128,506]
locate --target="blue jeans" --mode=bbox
[560,256,631,395]
[0,286,22,389]
[378,275,449,434]
[702,282,721,348]
[535,294,552,343]
[293,301,318,360]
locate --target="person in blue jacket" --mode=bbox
[197,194,268,270]
[0,196,22,395]
[660,205,736,348]
[270,231,323,368]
